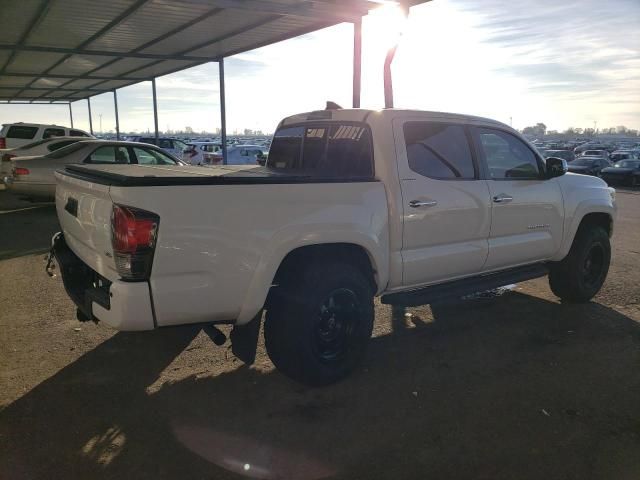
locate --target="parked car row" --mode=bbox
[2,140,184,200]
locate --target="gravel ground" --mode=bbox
[1,187,639,480]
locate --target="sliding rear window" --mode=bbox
[267,122,373,177]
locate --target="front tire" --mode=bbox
[264,262,374,386]
[549,226,610,303]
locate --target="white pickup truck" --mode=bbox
[50,108,616,385]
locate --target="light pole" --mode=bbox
[99,114,103,135]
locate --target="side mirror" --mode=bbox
[546,157,567,178]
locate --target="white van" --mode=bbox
[0,123,92,149]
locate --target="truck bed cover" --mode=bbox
[59,164,376,186]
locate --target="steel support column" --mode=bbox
[113,90,120,140]
[68,102,74,128]
[352,18,362,108]
[87,98,93,134]
[218,58,227,165]
[151,78,159,142]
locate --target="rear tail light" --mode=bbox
[14,167,30,175]
[189,149,197,158]
[0,138,5,149]
[111,205,159,280]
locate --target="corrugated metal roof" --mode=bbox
[0,0,428,103]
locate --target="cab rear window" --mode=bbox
[7,126,38,139]
[267,123,373,177]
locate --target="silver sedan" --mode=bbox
[3,140,185,200]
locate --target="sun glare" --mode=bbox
[366,3,408,53]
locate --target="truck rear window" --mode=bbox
[268,123,373,177]
[7,126,38,139]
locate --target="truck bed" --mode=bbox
[61,164,377,186]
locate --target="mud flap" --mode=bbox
[230,311,262,364]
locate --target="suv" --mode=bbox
[0,123,92,149]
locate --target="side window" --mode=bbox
[7,126,38,139]
[477,128,541,180]
[403,122,475,179]
[70,129,90,137]
[133,147,175,165]
[267,126,303,169]
[85,146,117,163]
[158,139,172,149]
[43,128,65,139]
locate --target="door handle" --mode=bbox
[409,199,437,208]
[492,194,513,203]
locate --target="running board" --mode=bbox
[381,264,549,307]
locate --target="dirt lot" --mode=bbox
[1,187,639,480]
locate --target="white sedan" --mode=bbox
[3,140,185,200]
[0,136,89,177]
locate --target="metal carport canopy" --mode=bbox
[0,0,425,103]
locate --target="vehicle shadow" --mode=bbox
[1,292,639,480]
[0,199,58,260]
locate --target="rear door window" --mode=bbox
[43,128,65,139]
[7,126,38,140]
[403,122,476,179]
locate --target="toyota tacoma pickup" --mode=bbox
[50,108,616,385]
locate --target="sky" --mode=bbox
[1,0,638,135]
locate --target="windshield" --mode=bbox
[614,160,640,168]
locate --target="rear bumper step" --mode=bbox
[381,264,549,307]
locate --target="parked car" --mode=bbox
[184,142,223,165]
[3,140,184,200]
[226,144,267,165]
[578,149,609,160]
[0,123,92,149]
[1,136,89,177]
[600,160,640,187]
[128,136,188,160]
[50,108,615,385]
[567,157,611,176]
[543,149,575,162]
[609,150,638,162]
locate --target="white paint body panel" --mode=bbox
[53,109,616,332]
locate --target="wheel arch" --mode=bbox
[236,239,386,325]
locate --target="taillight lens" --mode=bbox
[14,167,30,175]
[111,205,159,280]
[0,138,6,149]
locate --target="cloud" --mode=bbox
[453,0,640,105]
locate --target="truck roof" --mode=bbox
[279,108,510,130]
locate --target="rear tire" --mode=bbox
[264,262,374,386]
[549,226,610,303]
